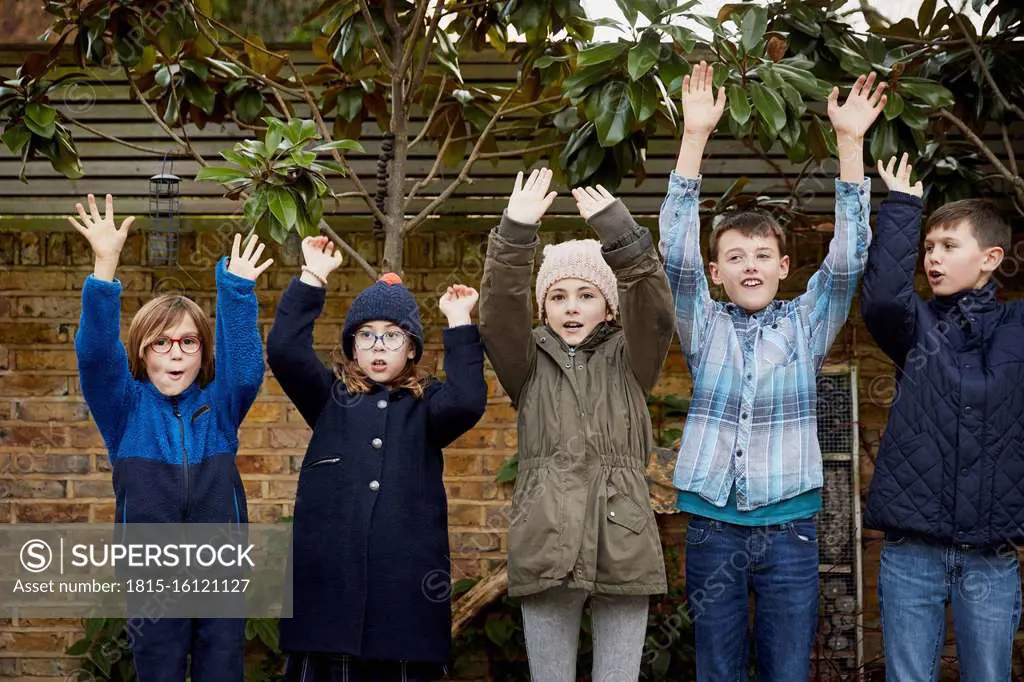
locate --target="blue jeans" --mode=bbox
[684,516,820,682]
[879,533,1022,681]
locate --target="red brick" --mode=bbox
[2,479,66,499]
[241,479,262,499]
[235,454,288,475]
[0,453,92,475]
[447,503,483,527]
[0,321,73,345]
[450,531,501,554]
[14,400,91,422]
[46,233,68,265]
[450,427,500,449]
[20,658,76,675]
[92,502,115,522]
[19,233,42,265]
[15,296,81,319]
[268,427,312,450]
[266,479,298,500]
[14,350,77,371]
[248,503,284,523]
[0,503,10,522]
[0,374,68,396]
[70,479,114,498]
[0,270,66,291]
[0,425,70,448]
[1,631,66,652]
[67,427,105,449]
[15,502,90,522]
[444,454,481,476]
[237,427,265,449]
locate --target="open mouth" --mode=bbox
[928,269,944,282]
[741,278,763,289]
[370,359,388,372]
[168,370,185,380]
[563,321,584,331]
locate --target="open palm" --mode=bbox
[67,194,135,260]
[828,72,887,139]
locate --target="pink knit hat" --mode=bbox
[535,239,619,318]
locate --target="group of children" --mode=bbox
[67,63,1021,681]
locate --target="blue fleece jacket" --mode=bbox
[74,257,264,523]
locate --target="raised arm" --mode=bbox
[574,186,674,392]
[209,234,273,428]
[658,61,725,363]
[427,285,488,448]
[70,194,136,453]
[266,236,341,428]
[860,153,925,365]
[797,73,886,365]
[479,169,555,405]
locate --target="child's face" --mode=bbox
[709,230,790,314]
[543,278,613,345]
[353,320,415,385]
[144,314,202,397]
[924,220,1003,296]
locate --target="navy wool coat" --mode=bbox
[267,278,487,662]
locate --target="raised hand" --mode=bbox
[68,193,135,261]
[227,233,274,281]
[506,168,557,225]
[877,153,924,198]
[300,235,344,287]
[827,72,887,140]
[572,185,617,221]
[681,61,726,137]
[439,284,479,327]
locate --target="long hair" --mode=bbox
[126,294,215,387]
[331,349,429,399]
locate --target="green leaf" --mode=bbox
[338,88,363,122]
[900,104,929,130]
[628,79,658,122]
[66,638,91,656]
[576,42,628,68]
[727,85,751,125]
[884,91,905,121]
[290,150,317,167]
[234,88,264,123]
[869,120,897,164]
[749,82,786,135]
[312,139,364,154]
[587,81,634,147]
[806,115,835,161]
[310,160,349,176]
[267,186,298,230]
[495,456,518,483]
[779,83,806,117]
[656,0,700,20]
[553,106,580,133]
[627,31,660,81]
[773,62,830,98]
[897,77,954,108]
[757,65,784,89]
[244,193,267,229]
[918,0,937,29]
[657,24,697,53]
[24,102,57,139]
[534,54,572,69]
[484,617,513,646]
[615,0,638,26]
[740,6,768,53]
[265,126,284,155]
[195,166,251,183]
[180,58,209,80]
[184,80,216,115]
[1,123,31,155]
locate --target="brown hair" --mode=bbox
[127,295,215,387]
[331,351,429,399]
[709,212,787,261]
[925,198,1010,253]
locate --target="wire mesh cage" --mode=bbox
[147,158,181,267]
[816,367,862,677]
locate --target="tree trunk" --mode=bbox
[382,0,408,275]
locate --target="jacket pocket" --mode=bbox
[301,456,342,471]
[606,484,649,534]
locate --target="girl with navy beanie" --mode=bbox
[70,194,271,682]
[267,236,488,682]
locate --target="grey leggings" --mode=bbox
[521,585,650,682]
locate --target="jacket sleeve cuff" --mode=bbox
[884,191,924,207]
[586,199,644,247]
[604,230,655,272]
[497,212,541,245]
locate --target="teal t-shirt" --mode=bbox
[678,485,821,526]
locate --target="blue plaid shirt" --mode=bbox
[659,172,871,510]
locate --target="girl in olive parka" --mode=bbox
[479,168,675,682]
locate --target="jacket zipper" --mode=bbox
[172,398,191,519]
[303,456,341,470]
[567,346,576,362]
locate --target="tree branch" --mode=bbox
[408,75,448,149]
[409,0,446,96]
[1002,123,1019,176]
[407,123,456,205]
[939,108,1024,205]
[285,56,389,227]
[741,138,794,192]
[477,141,562,159]
[319,221,378,280]
[948,5,1024,121]
[398,0,431,74]
[402,89,519,235]
[63,116,173,156]
[362,0,396,71]
[123,66,206,167]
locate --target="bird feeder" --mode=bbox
[147,159,181,267]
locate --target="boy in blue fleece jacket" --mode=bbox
[70,193,272,682]
[862,154,1021,680]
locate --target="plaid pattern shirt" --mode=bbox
[659,172,871,510]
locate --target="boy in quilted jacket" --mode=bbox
[862,154,1021,680]
[659,63,885,681]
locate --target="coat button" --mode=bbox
[371,438,383,449]
[609,511,616,518]
[377,399,387,409]
[369,480,380,491]
[964,406,972,414]
[577,365,583,370]
[564,362,571,368]
[736,450,744,458]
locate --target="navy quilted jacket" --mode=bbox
[861,191,1024,545]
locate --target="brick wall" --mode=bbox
[1,224,1022,678]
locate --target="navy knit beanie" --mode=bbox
[342,273,423,362]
